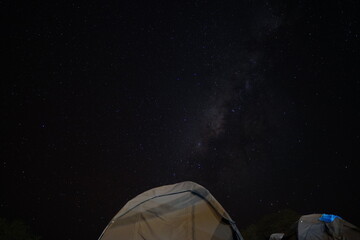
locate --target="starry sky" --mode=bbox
[2,1,360,239]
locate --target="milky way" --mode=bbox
[3,1,360,239]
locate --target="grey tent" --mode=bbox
[281,214,360,240]
[269,233,284,240]
[98,181,243,240]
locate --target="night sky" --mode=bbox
[2,1,360,239]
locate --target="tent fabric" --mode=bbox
[98,181,244,240]
[282,214,360,240]
[269,233,285,240]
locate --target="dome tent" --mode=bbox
[281,214,360,240]
[98,181,244,240]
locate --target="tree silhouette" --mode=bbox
[241,209,300,240]
[0,217,41,240]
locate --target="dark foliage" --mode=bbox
[0,218,41,240]
[241,209,300,240]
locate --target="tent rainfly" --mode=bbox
[98,181,244,240]
[281,214,360,240]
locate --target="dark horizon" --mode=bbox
[2,1,359,239]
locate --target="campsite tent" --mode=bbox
[269,233,284,240]
[98,181,243,240]
[281,214,360,240]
